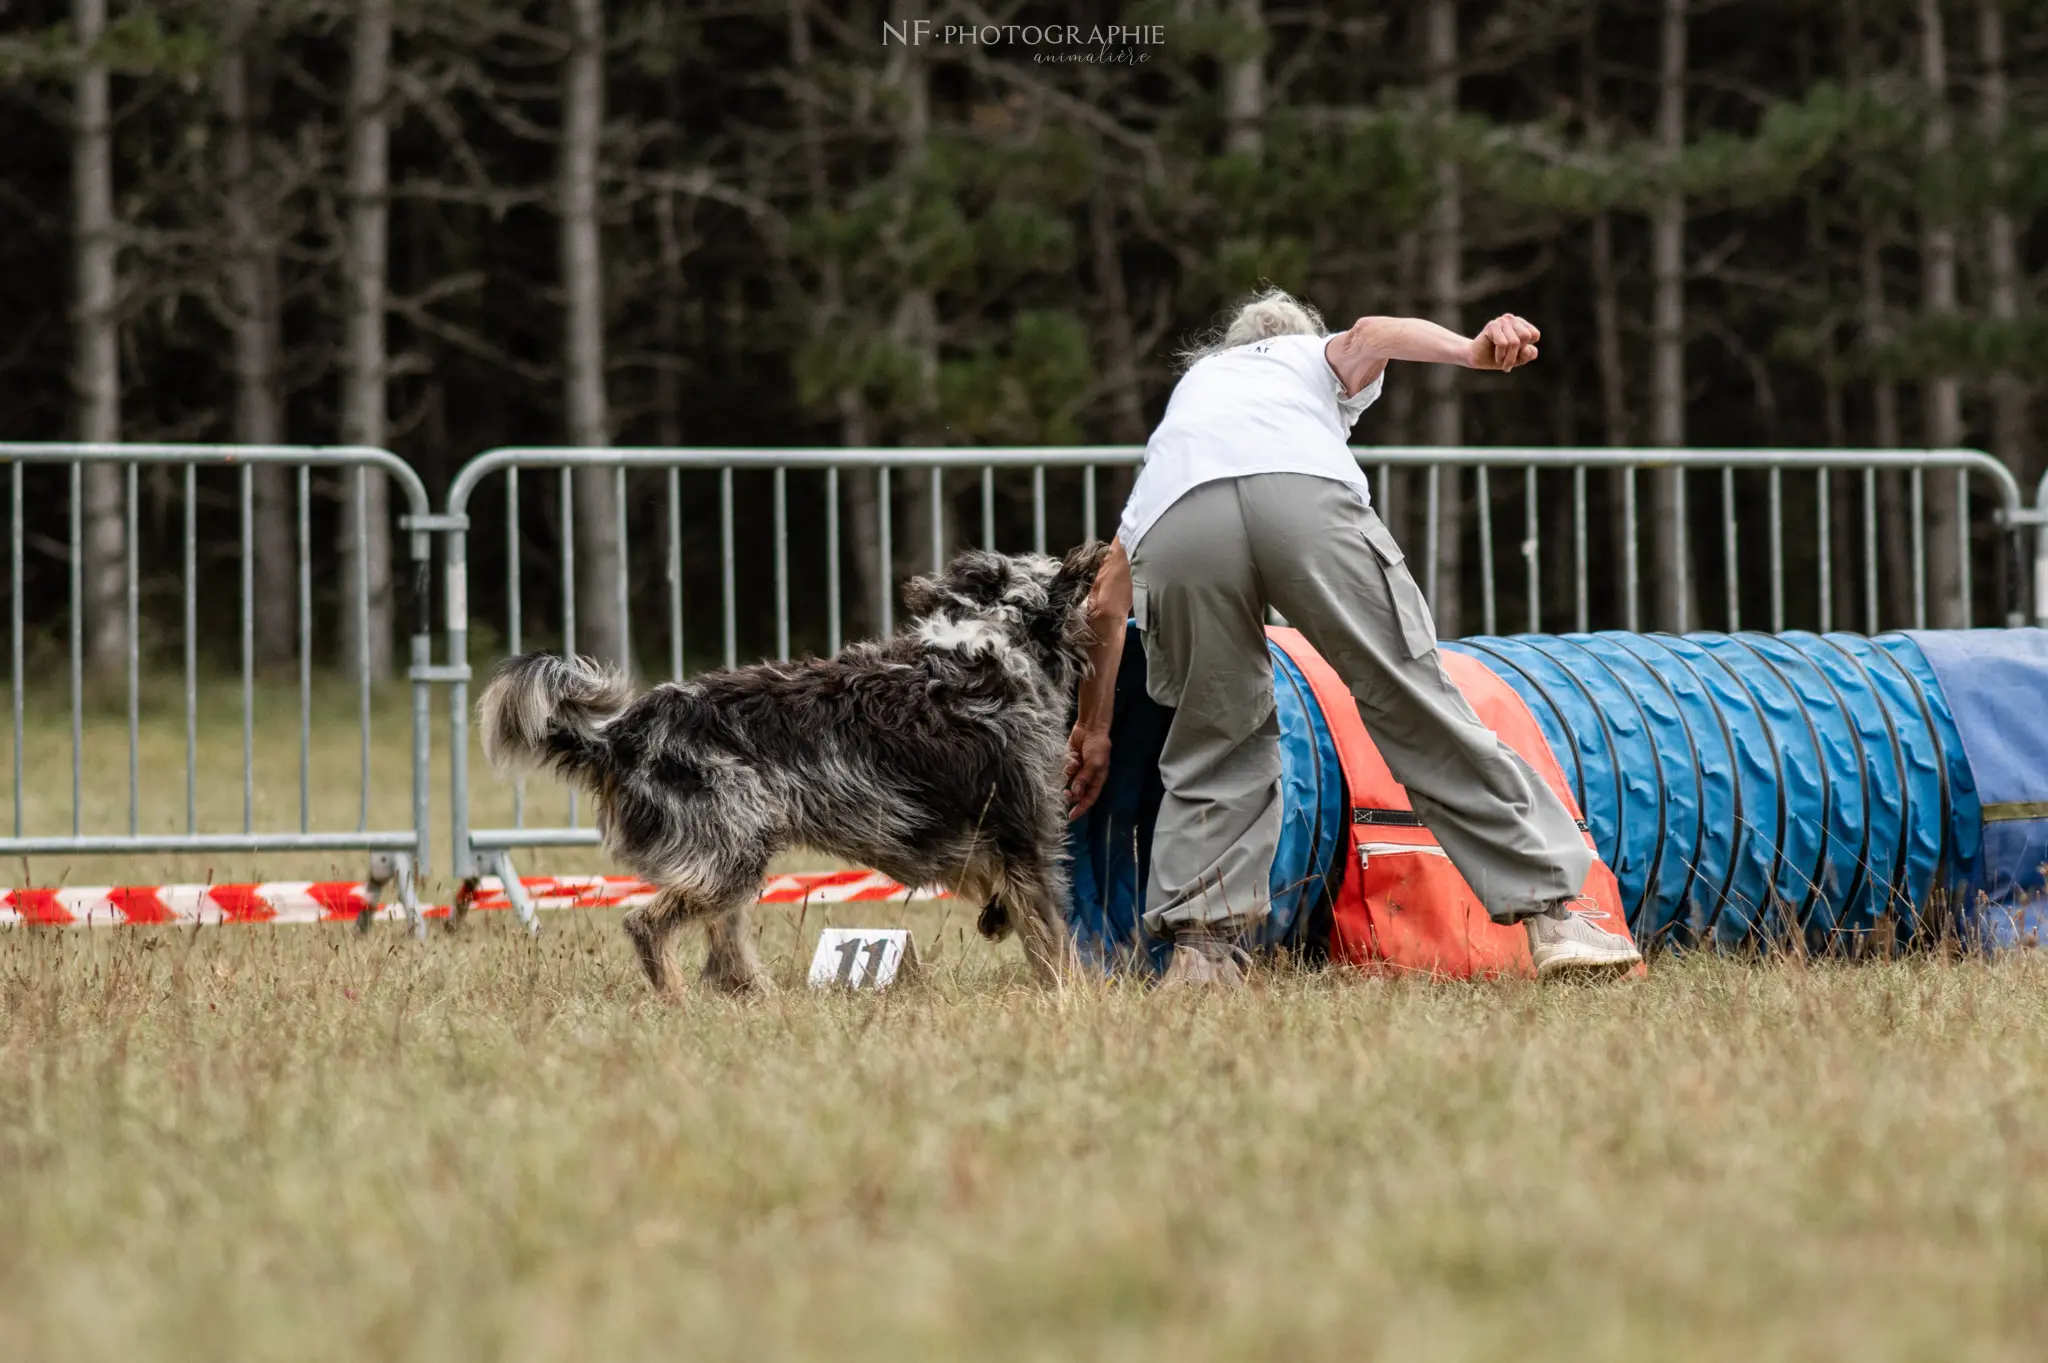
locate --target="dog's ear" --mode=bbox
[944,550,1012,606]
[1054,540,1111,598]
[902,573,944,618]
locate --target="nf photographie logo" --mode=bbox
[881,19,1166,64]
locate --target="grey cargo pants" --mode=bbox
[1129,473,1592,936]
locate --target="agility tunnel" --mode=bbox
[1066,625,2048,971]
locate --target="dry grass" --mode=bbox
[5,912,2048,1362]
[9,679,2048,1359]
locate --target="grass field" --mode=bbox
[6,910,2048,1362]
[8,678,2048,1359]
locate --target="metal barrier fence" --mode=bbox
[2033,469,2048,629]
[0,443,439,934]
[437,445,2033,921]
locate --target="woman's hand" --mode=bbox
[1065,721,1112,820]
[1468,314,1540,372]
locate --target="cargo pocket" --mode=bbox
[1359,516,1440,659]
[1131,578,1183,709]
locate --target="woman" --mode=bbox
[1065,289,1640,986]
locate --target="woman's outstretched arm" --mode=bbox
[1324,313,1542,397]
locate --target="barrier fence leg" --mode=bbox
[493,849,539,935]
[396,853,423,939]
[362,851,424,937]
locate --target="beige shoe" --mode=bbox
[1525,901,1641,978]
[1156,931,1250,989]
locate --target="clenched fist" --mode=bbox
[1469,314,1540,373]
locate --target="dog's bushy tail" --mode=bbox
[477,652,634,786]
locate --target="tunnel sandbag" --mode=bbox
[1895,629,2045,943]
[1275,635,1631,977]
[1447,631,1982,950]
[1064,624,1345,971]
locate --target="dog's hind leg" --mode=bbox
[701,901,773,995]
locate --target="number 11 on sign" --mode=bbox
[808,928,919,990]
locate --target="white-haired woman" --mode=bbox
[1066,289,1640,985]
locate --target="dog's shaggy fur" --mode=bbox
[476,543,1109,995]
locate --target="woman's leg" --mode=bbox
[1239,473,1597,925]
[1128,480,1281,944]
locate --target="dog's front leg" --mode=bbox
[1003,873,1080,986]
[622,887,690,999]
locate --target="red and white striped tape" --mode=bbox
[0,868,941,928]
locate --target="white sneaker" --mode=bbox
[1524,901,1641,978]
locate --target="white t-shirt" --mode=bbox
[1118,332,1383,550]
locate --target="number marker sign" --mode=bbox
[806,928,921,989]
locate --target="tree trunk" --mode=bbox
[1423,0,1462,639]
[1862,233,1910,629]
[1978,0,2029,481]
[1223,0,1264,156]
[788,0,878,642]
[220,1,292,667]
[1649,0,1692,632]
[1088,181,1144,537]
[1918,0,1964,628]
[560,0,624,669]
[1584,17,1632,625]
[341,0,394,681]
[73,0,124,680]
[886,0,942,601]
[1379,229,1420,549]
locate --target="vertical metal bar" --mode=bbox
[1623,467,1640,632]
[775,466,791,660]
[666,467,682,678]
[1032,465,1046,555]
[1083,465,1097,543]
[929,465,944,574]
[445,518,474,880]
[184,465,196,835]
[1476,465,1495,636]
[1817,469,1832,634]
[1957,469,1972,628]
[298,467,310,833]
[825,466,841,654]
[507,466,523,655]
[720,465,736,669]
[69,463,80,837]
[240,465,253,833]
[1768,467,1784,633]
[1911,467,1927,629]
[615,465,631,675]
[8,461,19,838]
[1675,469,1691,634]
[508,467,524,827]
[1425,466,1442,607]
[878,467,894,637]
[559,466,576,654]
[1378,462,1393,527]
[126,463,138,837]
[560,466,577,826]
[356,465,371,833]
[1572,465,1588,634]
[1863,467,1879,634]
[980,466,994,548]
[1722,467,1740,632]
[1524,466,1539,634]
